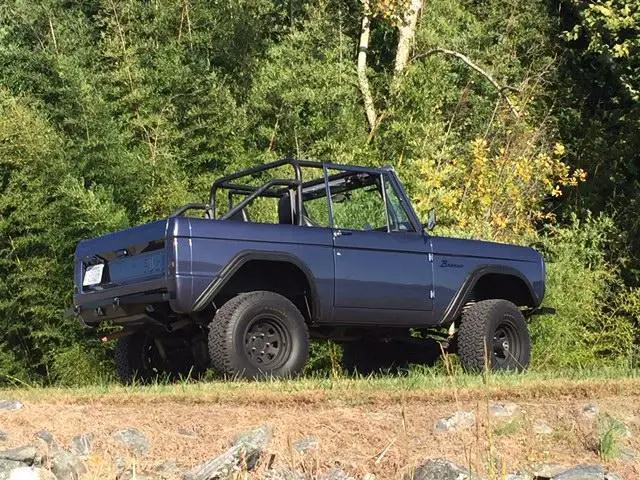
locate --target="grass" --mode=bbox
[596,414,628,461]
[0,364,638,479]
[493,419,522,436]
[1,364,638,404]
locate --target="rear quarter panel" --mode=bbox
[168,218,334,321]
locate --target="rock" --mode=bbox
[0,447,36,465]
[610,418,631,437]
[177,428,197,438]
[0,401,23,412]
[70,433,93,458]
[293,437,318,454]
[7,467,56,480]
[0,432,7,442]
[405,459,481,480]
[604,473,623,480]
[182,424,271,480]
[552,465,605,480]
[598,414,631,439]
[582,403,599,419]
[434,411,476,432]
[49,449,87,480]
[0,461,27,480]
[533,420,553,435]
[617,447,637,462]
[317,467,353,480]
[532,464,605,480]
[113,428,150,456]
[489,401,520,418]
[262,468,306,480]
[362,475,376,480]
[34,432,59,451]
[530,463,571,478]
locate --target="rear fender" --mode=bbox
[191,250,319,320]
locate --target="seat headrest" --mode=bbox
[278,195,294,224]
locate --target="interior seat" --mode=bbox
[278,194,314,226]
[227,208,251,222]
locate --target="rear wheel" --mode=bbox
[114,332,164,384]
[208,291,309,379]
[457,299,531,372]
[115,331,206,384]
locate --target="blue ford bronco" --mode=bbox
[72,159,547,382]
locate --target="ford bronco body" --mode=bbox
[72,158,547,382]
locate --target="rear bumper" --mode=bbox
[72,278,170,326]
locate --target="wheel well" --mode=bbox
[470,273,535,308]
[212,260,313,322]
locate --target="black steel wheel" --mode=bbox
[208,291,309,379]
[115,331,205,384]
[244,315,293,369]
[457,299,531,372]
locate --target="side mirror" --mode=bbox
[426,210,437,231]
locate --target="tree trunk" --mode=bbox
[357,1,377,131]
[393,0,423,81]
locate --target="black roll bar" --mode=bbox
[220,178,300,221]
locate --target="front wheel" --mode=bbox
[208,291,309,379]
[457,299,531,372]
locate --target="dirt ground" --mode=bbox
[0,381,639,479]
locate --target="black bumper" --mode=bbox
[72,278,171,326]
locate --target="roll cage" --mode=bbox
[171,157,423,233]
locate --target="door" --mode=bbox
[327,167,434,324]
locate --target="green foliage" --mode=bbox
[556,1,640,282]
[595,414,627,461]
[304,341,343,377]
[0,89,128,383]
[246,3,370,161]
[0,0,637,384]
[50,343,115,386]
[565,0,640,101]
[531,214,639,368]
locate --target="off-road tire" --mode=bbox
[208,291,309,379]
[115,332,154,384]
[457,299,531,372]
[115,331,206,384]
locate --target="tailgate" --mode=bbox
[74,219,170,298]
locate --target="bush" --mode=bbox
[530,213,639,369]
[304,341,342,377]
[50,343,114,386]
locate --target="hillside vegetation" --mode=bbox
[0,0,639,385]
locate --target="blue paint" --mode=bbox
[72,166,545,330]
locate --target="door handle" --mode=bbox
[333,230,352,237]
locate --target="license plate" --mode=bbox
[83,264,104,286]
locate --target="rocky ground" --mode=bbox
[0,381,638,479]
